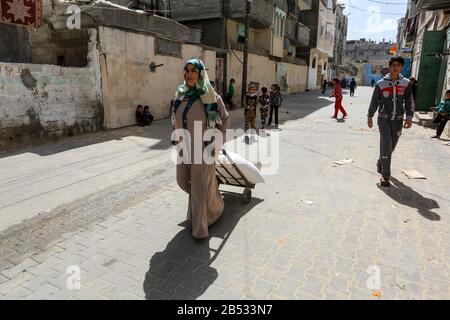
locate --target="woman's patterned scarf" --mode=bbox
[172,58,222,129]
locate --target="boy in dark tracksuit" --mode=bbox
[368,56,414,187]
[268,84,282,129]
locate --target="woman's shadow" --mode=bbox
[377,177,441,221]
[143,192,263,300]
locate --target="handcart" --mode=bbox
[215,149,256,204]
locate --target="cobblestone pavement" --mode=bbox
[1,87,449,300]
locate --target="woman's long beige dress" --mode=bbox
[174,95,230,238]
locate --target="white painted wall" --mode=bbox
[0,29,102,146]
[97,26,216,129]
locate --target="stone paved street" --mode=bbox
[1,86,450,300]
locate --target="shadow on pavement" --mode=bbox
[143,192,263,300]
[377,177,441,221]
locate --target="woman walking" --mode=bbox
[171,58,230,240]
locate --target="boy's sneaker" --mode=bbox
[380,177,390,187]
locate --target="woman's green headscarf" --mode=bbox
[172,58,222,129]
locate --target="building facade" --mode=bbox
[171,0,310,101]
[332,3,348,78]
[298,0,337,89]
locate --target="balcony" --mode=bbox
[228,0,275,28]
[285,15,310,47]
[296,22,310,47]
[415,0,450,10]
[416,0,450,10]
[298,0,312,11]
[285,14,298,41]
[229,41,270,57]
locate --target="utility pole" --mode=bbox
[241,0,251,106]
[222,0,228,99]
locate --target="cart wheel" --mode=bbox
[242,188,252,204]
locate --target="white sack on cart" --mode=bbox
[217,151,265,184]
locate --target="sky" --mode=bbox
[340,0,408,43]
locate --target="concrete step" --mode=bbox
[414,112,436,127]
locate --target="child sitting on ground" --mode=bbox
[143,106,154,126]
[431,89,450,139]
[135,105,146,126]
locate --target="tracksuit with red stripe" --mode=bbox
[367,73,415,179]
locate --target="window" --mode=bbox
[312,57,316,68]
[274,9,286,37]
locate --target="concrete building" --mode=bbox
[0,0,215,146]
[171,0,310,100]
[397,17,406,48]
[298,0,337,90]
[332,3,348,77]
[345,39,394,64]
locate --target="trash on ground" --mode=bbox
[372,290,382,298]
[401,170,426,179]
[301,199,313,205]
[334,159,354,165]
[443,142,450,146]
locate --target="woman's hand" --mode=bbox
[367,117,373,128]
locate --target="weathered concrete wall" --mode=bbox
[0,29,103,147]
[227,51,276,106]
[228,50,308,104]
[97,26,216,129]
[286,63,308,94]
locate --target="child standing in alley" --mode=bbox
[244,84,258,143]
[268,84,282,129]
[259,86,270,134]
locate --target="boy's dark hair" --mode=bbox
[230,78,235,83]
[261,87,268,93]
[389,56,405,67]
[144,106,149,110]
